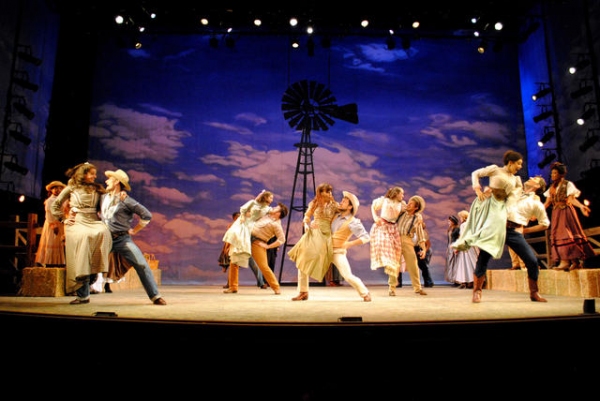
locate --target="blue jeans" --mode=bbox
[474,228,539,281]
[112,234,161,300]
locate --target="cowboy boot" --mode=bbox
[472,274,485,303]
[528,278,547,302]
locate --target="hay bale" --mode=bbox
[19,267,66,297]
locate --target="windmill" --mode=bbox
[277,80,359,282]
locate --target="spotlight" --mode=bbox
[537,128,554,147]
[537,152,556,169]
[477,41,487,54]
[533,109,554,123]
[577,106,596,125]
[291,38,300,49]
[531,86,552,101]
[568,58,591,74]
[8,122,31,146]
[570,84,593,99]
[17,45,42,66]
[12,96,35,120]
[579,130,599,152]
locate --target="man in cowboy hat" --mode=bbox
[97,169,167,305]
[293,191,372,302]
[395,195,428,296]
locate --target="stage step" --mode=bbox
[486,268,600,298]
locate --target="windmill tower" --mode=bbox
[278,80,358,283]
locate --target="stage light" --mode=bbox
[291,37,299,49]
[570,83,593,99]
[533,108,554,123]
[579,129,599,152]
[537,152,556,169]
[577,106,596,125]
[17,45,42,66]
[477,40,487,54]
[8,122,31,146]
[532,85,552,101]
[537,128,554,147]
[12,96,35,120]
[568,58,591,74]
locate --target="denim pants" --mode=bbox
[112,234,161,300]
[474,228,539,281]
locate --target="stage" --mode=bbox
[2,284,598,399]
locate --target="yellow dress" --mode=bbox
[288,200,338,281]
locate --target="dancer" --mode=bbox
[51,162,112,304]
[369,186,406,295]
[289,183,339,300]
[99,169,166,305]
[395,195,428,296]
[543,162,595,271]
[223,190,273,268]
[452,150,524,303]
[224,203,288,295]
[453,210,478,289]
[35,181,67,267]
[505,176,551,301]
[294,191,371,302]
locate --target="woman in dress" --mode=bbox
[51,162,112,304]
[222,190,273,270]
[452,150,524,303]
[35,181,67,267]
[453,210,479,289]
[444,215,460,286]
[543,162,595,271]
[369,186,406,295]
[288,183,339,301]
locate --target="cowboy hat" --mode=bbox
[105,169,131,191]
[409,195,426,213]
[342,191,360,216]
[45,181,66,191]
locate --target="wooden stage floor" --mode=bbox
[2,284,598,399]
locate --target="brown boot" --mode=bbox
[292,292,308,301]
[472,274,485,303]
[528,278,547,302]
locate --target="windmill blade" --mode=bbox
[312,114,330,131]
[316,111,336,127]
[329,103,359,124]
[287,113,305,129]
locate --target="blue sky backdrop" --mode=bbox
[88,32,525,285]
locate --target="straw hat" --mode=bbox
[409,195,426,213]
[105,169,131,191]
[342,191,360,216]
[45,181,66,191]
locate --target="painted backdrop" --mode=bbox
[87,32,525,285]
